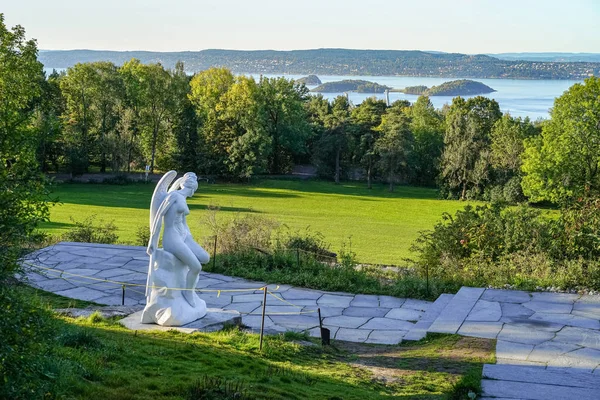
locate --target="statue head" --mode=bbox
[180,172,198,196]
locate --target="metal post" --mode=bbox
[122,285,125,306]
[212,235,217,269]
[259,286,268,351]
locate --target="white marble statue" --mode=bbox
[141,171,210,326]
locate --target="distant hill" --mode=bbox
[38,48,600,80]
[489,52,600,63]
[311,80,391,93]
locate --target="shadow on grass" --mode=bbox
[46,311,489,400]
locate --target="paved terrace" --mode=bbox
[23,242,600,399]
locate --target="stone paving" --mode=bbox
[22,242,436,345]
[23,242,600,398]
[429,286,600,399]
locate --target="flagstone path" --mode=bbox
[23,242,600,399]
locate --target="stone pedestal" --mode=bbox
[120,309,242,334]
[141,249,206,326]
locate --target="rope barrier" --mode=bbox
[22,261,319,317]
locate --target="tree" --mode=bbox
[351,97,387,188]
[375,107,414,191]
[34,69,65,172]
[325,96,353,183]
[440,96,501,199]
[0,14,54,397]
[408,96,444,186]
[522,77,600,203]
[257,76,310,174]
[188,67,236,175]
[489,114,538,201]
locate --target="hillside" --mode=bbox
[39,48,600,80]
[401,80,495,96]
[311,79,391,93]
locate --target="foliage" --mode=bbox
[521,77,600,203]
[275,227,334,261]
[375,106,414,191]
[440,96,502,199]
[311,79,391,93]
[62,215,119,244]
[410,199,600,291]
[186,376,250,400]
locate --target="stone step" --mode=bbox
[483,364,600,388]
[481,379,599,400]
[427,287,484,334]
[404,293,454,341]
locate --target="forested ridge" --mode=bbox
[39,48,600,80]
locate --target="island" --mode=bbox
[398,80,495,96]
[296,75,322,85]
[311,79,391,93]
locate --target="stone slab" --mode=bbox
[281,288,322,300]
[497,324,556,345]
[458,321,503,339]
[545,347,600,372]
[500,302,535,319]
[343,307,389,318]
[496,340,534,361]
[120,309,241,333]
[481,379,599,400]
[530,312,600,330]
[402,298,431,311]
[317,294,354,308]
[322,315,370,328]
[531,292,581,303]
[378,295,406,308]
[428,287,484,334]
[385,307,423,321]
[481,289,530,303]
[54,286,108,301]
[365,329,407,345]
[334,328,371,343]
[527,341,581,363]
[269,314,319,330]
[316,307,345,318]
[360,317,415,331]
[523,300,573,314]
[350,294,379,307]
[483,364,600,389]
[466,300,502,322]
[554,327,600,350]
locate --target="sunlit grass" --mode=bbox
[42,179,476,264]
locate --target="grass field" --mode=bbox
[28,287,494,400]
[42,180,475,265]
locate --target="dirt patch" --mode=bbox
[336,335,495,385]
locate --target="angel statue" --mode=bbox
[141,171,210,326]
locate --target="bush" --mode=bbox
[186,376,250,400]
[62,215,119,244]
[410,199,600,291]
[275,227,336,261]
[135,225,150,247]
[0,285,55,398]
[102,173,134,185]
[203,208,279,255]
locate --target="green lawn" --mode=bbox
[28,288,494,400]
[42,180,475,265]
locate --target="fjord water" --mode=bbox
[44,68,580,120]
[258,73,581,120]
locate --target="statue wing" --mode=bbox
[168,176,186,193]
[150,170,177,228]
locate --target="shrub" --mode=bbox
[136,225,150,247]
[102,173,134,185]
[62,215,119,244]
[275,227,336,261]
[410,199,600,291]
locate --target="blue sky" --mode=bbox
[4,0,600,53]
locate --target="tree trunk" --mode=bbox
[367,156,372,189]
[335,147,340,184]
[150,123,158,173]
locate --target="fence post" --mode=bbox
[121,285,125,306]
[259,286,268,351]
[212,235,217,269]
